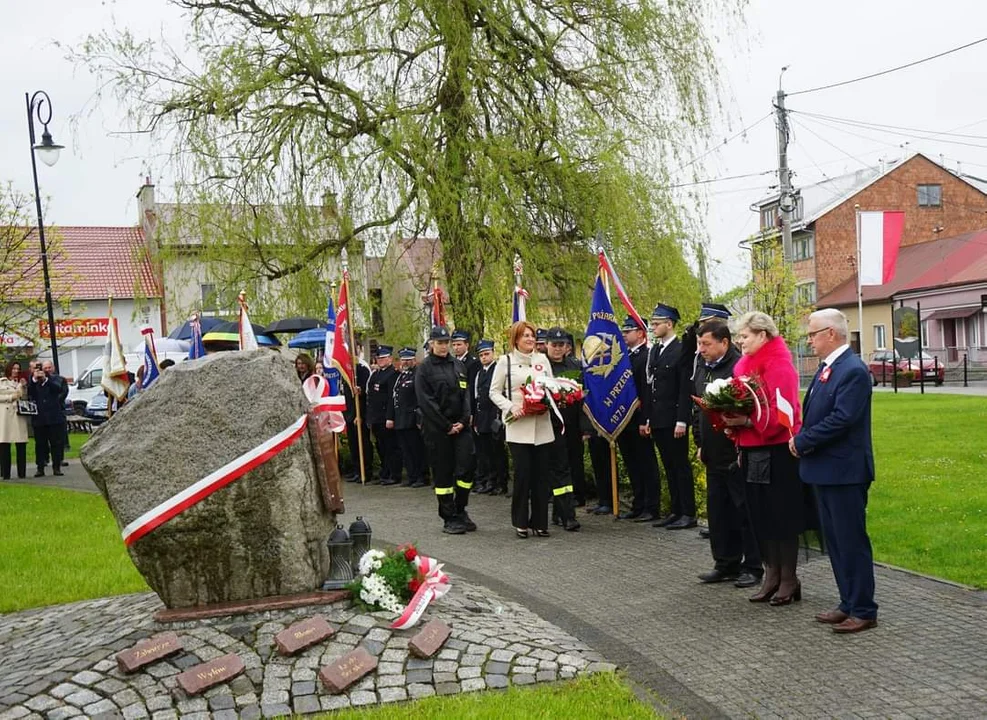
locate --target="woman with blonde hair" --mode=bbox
[490,321,556,538]
[0,361,29,480]
[725,311,807,606]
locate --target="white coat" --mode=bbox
[0,378,29,444]
[489,349,555,446]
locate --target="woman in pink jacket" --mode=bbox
[725,312,806,606]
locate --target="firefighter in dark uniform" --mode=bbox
[616,316,660,520]
[343,342,373,483]
[647,303,697,529]
[415,326,476,534]
[545,327,584,531]
[535,328,548,355]
[472,339,509,495]
[388,346,428,488]
[366,345,401,485]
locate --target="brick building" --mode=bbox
[751,153,987,305]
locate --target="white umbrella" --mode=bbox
[132,337,191,354]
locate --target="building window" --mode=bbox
[917,184,942,207]
[795,281,816,305]
[760,205,778,230]
[971,315,982,348]
[201,283,218,314]
[793,233,814,261]
[921,320,930,347]
[873,324,887,350]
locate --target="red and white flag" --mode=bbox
[330,273,355,390]
[776,387,796,434]
[859,211,905,285]
[238,291,259,351]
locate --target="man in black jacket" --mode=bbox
[616,316,660,520]
[415,326,476,535]
[366,345,400,485]
[28,364,66,477]
[472,339,508,496]
[546,326,584,530]
[693,319,761,588]
[388,347,427,488]
[647,303,697,529]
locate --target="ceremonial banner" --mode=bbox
[598,249,646,332]
[330,275,355,389]
[238,291,259,351]
[512,253,528,323]
[100,299,130,402]
[188,315,206,360]
[581,272,639,442]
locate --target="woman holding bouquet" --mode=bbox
[490,321,556,538]
[726,311,806,606]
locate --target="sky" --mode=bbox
[3,0,987,295]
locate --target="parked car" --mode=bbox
[867,349,944,386]
[83,392,109,426]
[67,351,187,410]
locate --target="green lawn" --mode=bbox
[63,431,90,460]
[0,483,148,613]
[868,393,987,587]
[321,672,660,719]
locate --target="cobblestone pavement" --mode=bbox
[0,577,610,720]
[341,481,987,719]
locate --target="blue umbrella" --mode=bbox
[288,327,328,349]
[168,315,228,340]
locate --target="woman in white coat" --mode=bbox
[0,361,30,480]
[490,321,556,538]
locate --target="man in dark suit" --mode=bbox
[367,345,400,485]
[647,304,696,529]
[791,308,878,634]
[472,339,508,495]
[616,316,660,520]
[27,364,66,477]
[388,347,427,488]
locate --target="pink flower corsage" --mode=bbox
[820,366,832,383]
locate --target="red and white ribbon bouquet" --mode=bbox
[691,374,766,432]
[348,544,450,630]
[507,376,584,427]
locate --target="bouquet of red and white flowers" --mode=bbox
[507,376,584,423]
[692,375,766,432]
[348,543,450,629]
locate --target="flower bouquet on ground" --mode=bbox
[692,375,766,432]
[506,376,584,424]
[347,544,450,630]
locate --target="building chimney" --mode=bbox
[879,156,885,174]
[957,161,963,177]
[137,175,156,236]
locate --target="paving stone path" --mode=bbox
[0,576,610,720]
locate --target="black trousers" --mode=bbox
[509,442,551,531]
[33,424,64,472]
[616,429,659,514]
[395,428,426,484]
[564,431,587,503]
[475,429,508,490]
[423,427,475,521]
[706,465,761,575]
[652,427,696,517]
[588,436,613,507]
[1,442,27,479]
[550,432,576,523]
[344,419,374,479]
[371,423,400,480]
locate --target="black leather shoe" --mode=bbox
[460,513,477,532]
[698,527,711,539]
[652,514,679,528]
[380,478,399,486]
[442,520,467,535]
[34,470,45,478]
[633,512,659,523]
[617,510,642,520]
[411,480,428,488]
[53,470,64,477]
[734,571,761,588]
[563,518,581,532]
[592,505,613,515]
[698,569,739,584]
[666,515,698,530]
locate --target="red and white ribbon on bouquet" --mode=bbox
[303,375,346,432]
[121,415,309,546]
[390,554,451,630]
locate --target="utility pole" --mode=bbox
[694,240,710,299]
[775,68,794,265]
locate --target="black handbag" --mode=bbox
[16,400,38,416]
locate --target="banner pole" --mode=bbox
[609,443,619,518]
[344,270,369,485]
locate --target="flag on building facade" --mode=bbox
[858,211,905,285]
[598,248,646,331]
[187,314,206,360]
[100,299,130,401]
[238,291,259,351]
[140,326,161,389]
[581,271,640,442]
[330,273,356,389]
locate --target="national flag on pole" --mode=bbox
[140,326,161,389]
[321,291,347,425]
[511,253,528,323]
[776,386,796,434]
[187,315,206,360]
[331,274,356,390]
[581,271,640,442]
[238,291,259,351]
[431,284,446,327]
[100,299,130,402]
[598,248,646,332]
[858,211,905,285]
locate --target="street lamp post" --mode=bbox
[26,90,64,375]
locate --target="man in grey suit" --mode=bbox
[790,308,878,634]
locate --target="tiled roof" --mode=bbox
[816,229,987,306]
[5,225,160,301]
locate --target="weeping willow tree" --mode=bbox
[80,0,735,333]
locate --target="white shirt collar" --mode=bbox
[823,344,851,367]
[660,334,677,349]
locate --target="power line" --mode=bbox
[788,35,987,96]
[790,110,987,142]
[669,170,775,189]
[790,110,987,150]
[674,113,772,173]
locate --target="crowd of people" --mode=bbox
[317,302,878,634]
[0,360,71,479]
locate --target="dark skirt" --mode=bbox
[742,443,819,546]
